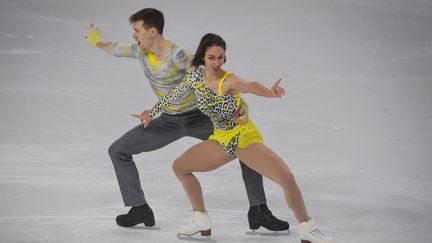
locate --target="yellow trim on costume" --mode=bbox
[123,46,129,57]
[218,71,232,95]
[162,63,179,78]
[209,119,263,149]
[235,93,241,108]
[146,49,160,66]
[217,71,241,109]
[238,119,263,148]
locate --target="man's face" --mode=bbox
[132,20,153,50]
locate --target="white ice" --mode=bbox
[1,0,432,242]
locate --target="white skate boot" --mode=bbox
[177,211,211,236]
[298,219,333,243]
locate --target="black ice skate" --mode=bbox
[248,203,289,231]
[116,203,155,227]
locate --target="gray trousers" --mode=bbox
[108,109,266,207]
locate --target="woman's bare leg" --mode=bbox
[172,140,233,211]
[235,143,309,222]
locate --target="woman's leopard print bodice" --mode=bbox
[149,66,239,130]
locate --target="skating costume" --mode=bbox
[150,66,263,157]
[108,43,268,208]
[112,41,197,114]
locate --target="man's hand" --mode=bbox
[234,98,249,124]
[131,110,152,128]
[85,23,102,47]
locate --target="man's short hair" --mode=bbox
[129,8,164,35]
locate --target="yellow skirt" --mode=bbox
[209,119,263,151]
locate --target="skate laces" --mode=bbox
[128,204,150,215]
[261,205,278,221]
[128,207,136,215]
[309,229,327,239]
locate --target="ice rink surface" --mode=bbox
[1,0,432,242]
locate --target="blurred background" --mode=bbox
[1,0,431,242]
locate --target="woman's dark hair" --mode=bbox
[191,33,227,67]
[129,8,164,35]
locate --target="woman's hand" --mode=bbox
[271,79,286,98]
[131,110,152,128]
[234,98,249,124]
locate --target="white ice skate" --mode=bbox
[177,211,212,236]
[298,219,333,243]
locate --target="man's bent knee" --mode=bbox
[108,141,119,157]
[108,140,131,163]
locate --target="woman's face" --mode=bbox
[203,45,226,73]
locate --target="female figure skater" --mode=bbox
[134,33,333,243]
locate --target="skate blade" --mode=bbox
[246,229,290,237]
[176,233,216,243]
[133,225,162,230]
[143,226,162,230]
